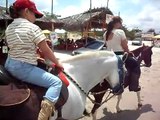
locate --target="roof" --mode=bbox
[0,6,64,30]
[0,13,11,20]
[60,7,113,31]
[35,16,64,30]
[0,7,12,28]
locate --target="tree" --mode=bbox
[42,11,60,20]
[147,28,156,35]
[122,26,143,40]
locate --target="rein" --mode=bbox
[62,71,115,106]
[62,71,95,103]
[90,90,115,106]
[122,52,129,64]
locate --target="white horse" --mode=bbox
[0,50,123,120]
[51,51,124,120]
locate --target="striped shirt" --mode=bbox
[5,18,46,65]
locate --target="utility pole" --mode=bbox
[107,0,109,9]
[90,0,92,26]
[51,0,53,17]
[88,0,92,39]
[6,0,8,12]
[118,11,120,16]
[5,0,8,28]
[51,0,54,31]
[90,0,92,20]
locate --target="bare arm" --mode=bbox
[121,39,130,53]
[37,39,63,69]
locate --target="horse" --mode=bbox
[87,44,153,120]
[0,51,124,120]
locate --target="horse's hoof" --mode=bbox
[138,103,142,108]
[56,117,68,120]
[117,109,122,113]
[83,109,90,116]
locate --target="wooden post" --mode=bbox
[107,0,109,9]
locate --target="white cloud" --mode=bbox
[3,0,159,32]
[32,0,58,12]
[131,0,140,4]
[55,5,83,18]
[57,0,119,18]
[56,0,160,32]
[123,3,160,32]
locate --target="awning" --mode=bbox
[42,30,51,34]
[153,35,160,39]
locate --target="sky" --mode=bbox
[1,0,160,33]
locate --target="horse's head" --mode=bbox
[140,44,153,67]
[132,44,153,67]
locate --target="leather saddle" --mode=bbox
[0,84,30,107]
[0,65,30,107]
[0,65,69,110]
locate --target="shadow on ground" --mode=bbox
[98,104,155,120]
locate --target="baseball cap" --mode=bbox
[13,0,43,18]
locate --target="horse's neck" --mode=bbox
[61,55,117,92]
[132,47,143,57]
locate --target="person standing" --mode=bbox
[5,0,63,120]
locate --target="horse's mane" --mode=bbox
[132,46,144,53]
[132,44,152,55]
[60,51,115,63]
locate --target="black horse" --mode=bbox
[86,44,153,120]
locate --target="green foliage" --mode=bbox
[121,26,142,40]
[94,31,104,37]
[42,11,61,20]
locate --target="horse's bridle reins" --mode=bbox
[62,71,115,106]
[122,52,129,64]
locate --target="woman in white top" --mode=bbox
[103,16,141,92]
[103,16,130,55]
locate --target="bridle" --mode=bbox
[62,71,115,106]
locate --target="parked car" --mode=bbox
[132,38,142,46]
[72,39,105,55]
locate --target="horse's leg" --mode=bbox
[136,91,142,108]
[116,94,122,112]
[57,107,62,119]
[56,107,67,120]
[91,92,106,120]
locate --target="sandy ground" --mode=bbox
[55,41,160,120]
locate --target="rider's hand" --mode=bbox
[129,51,135,57]
[55,63,64,71]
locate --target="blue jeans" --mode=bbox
[5,57,62,103]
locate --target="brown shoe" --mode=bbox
[38,99,55,120]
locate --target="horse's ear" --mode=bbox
[150,45,154,48]
[143,43,145,46]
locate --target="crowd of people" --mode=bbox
[54,37,95,50]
